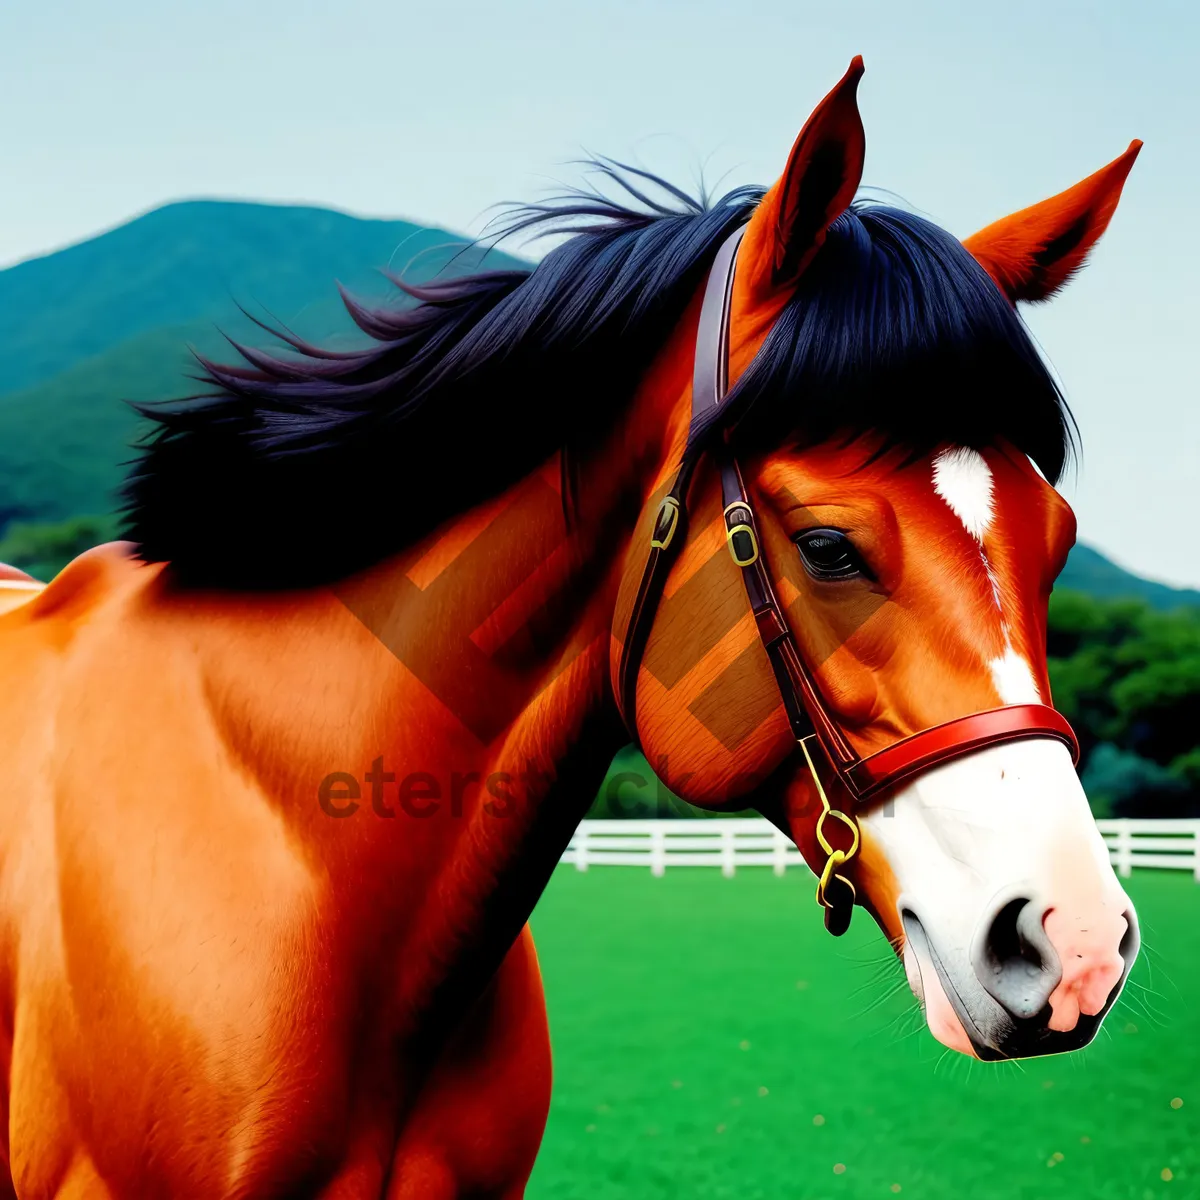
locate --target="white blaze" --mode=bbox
[989,645,1043,705]
[931,446,1041,705]
[932,447,994,542]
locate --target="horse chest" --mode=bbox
[10,866,448,1197]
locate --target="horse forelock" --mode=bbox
[724,204,1076,486]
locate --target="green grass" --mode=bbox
[528,868,1198,1200]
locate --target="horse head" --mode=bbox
[615,58,1141,1061]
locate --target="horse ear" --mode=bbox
[964,140,1142,304]
[738,56,866,305]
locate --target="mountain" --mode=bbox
[1056,542,1200,611]
[0,322,218,528]
[0,199,525,397]
[0,199,528,528]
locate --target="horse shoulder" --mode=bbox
[23,542,150,627]
[0,544,334,1194]
[0,563,44,618]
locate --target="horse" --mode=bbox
[0,57,1142,1197]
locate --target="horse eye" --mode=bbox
[794,528,868,581]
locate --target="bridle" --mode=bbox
[616,225,1080,935]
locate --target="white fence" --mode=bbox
[1095,819,1200,879]
[562,818,1200,881]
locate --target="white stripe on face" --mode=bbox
[932,447,994,542]
[931,446,1041,705]
[989,644,1043,705]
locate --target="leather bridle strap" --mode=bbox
[617,223,1080,809]
[616,226,745,733]
[844,704,1078,800]
[716,454,855,765]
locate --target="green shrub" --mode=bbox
[0,514,118,581]
[1049,590,1200,816]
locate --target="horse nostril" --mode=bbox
[987,899,1033,968]
[973,897,1063,1021]
[1119,908,1140,969]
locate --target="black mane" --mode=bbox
[122,162,1074,588]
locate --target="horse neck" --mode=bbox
[230,302,699,1013]
[292,296,699,849]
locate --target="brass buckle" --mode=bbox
[650,496,680,551]
[726,523,759,567]
[799,736,860,936]
[722,501,759,567]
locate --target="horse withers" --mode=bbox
[0,59,1139,1198]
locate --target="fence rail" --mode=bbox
[562,818,1200,880]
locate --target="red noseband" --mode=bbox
[844,704,1079,802]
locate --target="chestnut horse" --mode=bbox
[0,60,1141,1197]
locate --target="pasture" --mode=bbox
[528,868,1198,1200]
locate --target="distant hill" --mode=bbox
[0,321,218,528]
[0,199,525,397]
[1056,543,1200,611]
[0,199,528,528]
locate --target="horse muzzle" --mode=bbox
[901,887,1139,1060]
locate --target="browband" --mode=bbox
[617,224,1080,812]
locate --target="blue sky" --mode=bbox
[2,0,1196,585]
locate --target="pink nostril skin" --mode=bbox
[1042,905,1129,1033]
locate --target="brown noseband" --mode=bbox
[616,225,1080,934]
